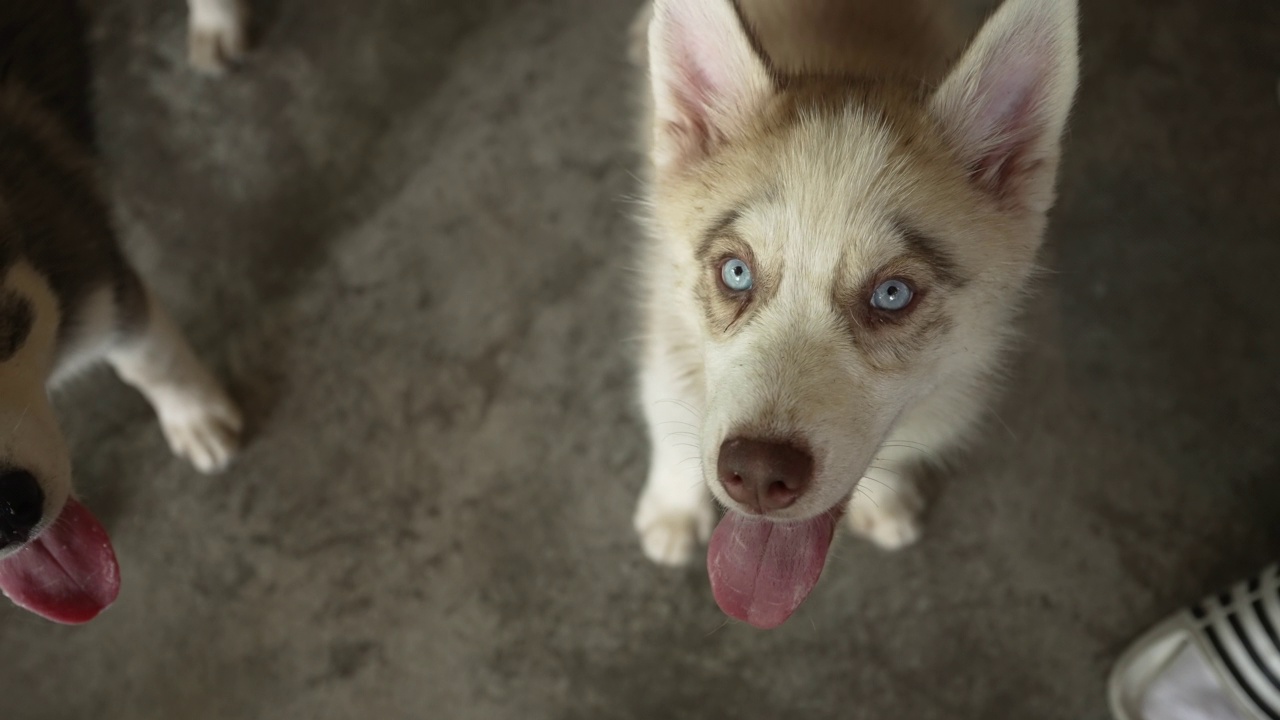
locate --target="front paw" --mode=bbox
[188,0,249,74]
[156,388,244,474]
[846,479,924,551]
[633,490,714,567]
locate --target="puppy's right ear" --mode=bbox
[647,0,775,169]
[929,0,1079,213]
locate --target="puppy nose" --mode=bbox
[717,438,814,514]
[0,469,44,547]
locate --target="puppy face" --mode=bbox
[658,108,1035,521]
[645,0,1078,521]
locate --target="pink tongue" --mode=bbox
[707,510,837,629]
[0,498,119,624]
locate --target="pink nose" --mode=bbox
[717,438,814,514]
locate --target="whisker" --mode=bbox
[992,412,1018,441]
[858,476,898,493]
[654,398,702,420]
[879,440,942,464]
[672,399,703,418]
[865,463,905,479]
[881,439,934,450]
[704,618,732,638]
[880,440,934,452]
[854,487,880,508]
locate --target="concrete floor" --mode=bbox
[3,0,1279,717]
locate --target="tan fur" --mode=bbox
[738,0,962,79]
[632,0,1078,565]
[0,263,73,542]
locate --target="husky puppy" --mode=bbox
[631,0,1078,628]
[0,0,243,623]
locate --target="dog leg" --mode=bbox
[846,458,925,550]
[106,290,242,474]
[633,345,714,567]
[847,384,983,549]
[187,0,248,74]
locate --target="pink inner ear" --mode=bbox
[670,41,718,128]
[965,46,1052,194]
[663,7,741,128]
[652,0,770,157]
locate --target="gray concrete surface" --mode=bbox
[3,0,1279,717]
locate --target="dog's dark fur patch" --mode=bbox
[0,1,93,149]
[893,218,965,289]
[0,0,148,350]
[0,290,32,362]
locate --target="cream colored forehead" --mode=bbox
[734,111,918,280]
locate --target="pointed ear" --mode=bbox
[647,0,776,168]
[930,0,1079,210]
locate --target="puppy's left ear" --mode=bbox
[647,0,776,169]
[930,0,1079,212]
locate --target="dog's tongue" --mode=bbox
[0,498,119,624]
[707,510,837,629]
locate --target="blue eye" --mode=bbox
[871,279,914,311]
[720,258,753,292]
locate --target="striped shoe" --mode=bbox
[1110,564,1280,720]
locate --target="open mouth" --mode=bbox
[706,498,847,629]
[0,498,120,624]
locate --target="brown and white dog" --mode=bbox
[0,0,243,623]
[630,0,1079,628]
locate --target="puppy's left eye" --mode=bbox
[870,278,914,311]
[720,257,754,292]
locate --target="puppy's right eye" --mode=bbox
[870,278,914,311]
[720,258,753,292]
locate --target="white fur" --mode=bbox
[105,294,243,474]
[633,0,1079,564]
[633,344,714,565]
[49,286,120,387]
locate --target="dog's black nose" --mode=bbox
[718,438,814,514]
[0,469,44,548]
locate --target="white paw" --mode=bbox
[156,388,243,474]
[188,1,248,74]
[634,492,714,567]
[846,482,924,551]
